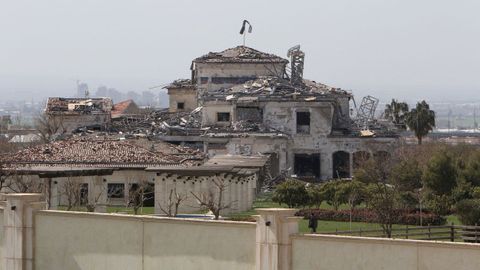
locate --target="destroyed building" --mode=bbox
[164,79,197,113]
[111,99,141,119]
[45,97,113,132]
[160,45,398,181]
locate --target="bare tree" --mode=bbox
[35,113,65,143]
[124,179,154,215]
[158,187,188,217]
[85,183,107,212]
[190,175,235,220]
[7,174,44,193]
[58,177,84,211]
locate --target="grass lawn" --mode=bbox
[226,192,463,235]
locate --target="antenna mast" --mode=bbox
[239,20,252,46]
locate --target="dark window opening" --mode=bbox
[200,77,209,84]
[296,111,310,134]
[294,154,320,180]
[108,183,125,198]
[333,151,350,179]
[143,183,155,207]
[217,112,230,122]
[128,183,155,207]
[80,183,88,205]
[211,76,256,84]
[177,102,185,110]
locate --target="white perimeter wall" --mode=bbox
[34,211,256,270]
[292,234,480,270]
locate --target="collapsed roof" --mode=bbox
[46,97,113,115]
[193,46,288,64]
[203,76,352,102]
[163,79,195,89]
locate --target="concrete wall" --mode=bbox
[195,62,286,92]
[154,173,257,215]
[223,135,397,180]
[50,113,111,132]
[263,101,334,136]
[2,196,480,270]
[34,211,256,270]
[292,234,480,270]
[201,101,234,126]
[168,88,197,112]
[45,169,257,215]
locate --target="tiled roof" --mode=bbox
[111,100,139,118]
[193,46,288,64]
[3,138,197,166]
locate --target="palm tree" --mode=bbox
[406,101,435,145]
[384,99,409,129]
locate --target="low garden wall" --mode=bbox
[292,234,480,270]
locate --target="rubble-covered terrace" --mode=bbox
[202,76,352,102]
[163,79,195,89]
[46,97,113,115]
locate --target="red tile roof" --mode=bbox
[111,100,139,118]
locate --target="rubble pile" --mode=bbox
[5,138,194,165]
[110,108,202,135]
[205,76,351,101]
[164,79,195,88]
[46,97,113,114]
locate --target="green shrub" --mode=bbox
[456,199,480,225]
[272,179,309,208]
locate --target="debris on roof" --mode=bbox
[360,130,375,137]
[193,46,288,64]
[163,79,195,89]
[202,76,351,102]
[46,97,113,115]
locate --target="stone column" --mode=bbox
[92,176,107,213]
[320,152,333,180]
[3,193,46,270]
[255,208,301,270]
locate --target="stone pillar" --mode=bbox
[92,176,107,213]
[320,152,333,180]
[3,193,46,270]
[255,208,301,270]
[49,178,59,210]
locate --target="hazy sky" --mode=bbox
[1,0,480,103]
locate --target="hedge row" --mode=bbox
[296,209,446,226]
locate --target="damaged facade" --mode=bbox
[161,45,399,181]
[45,97,113,132]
